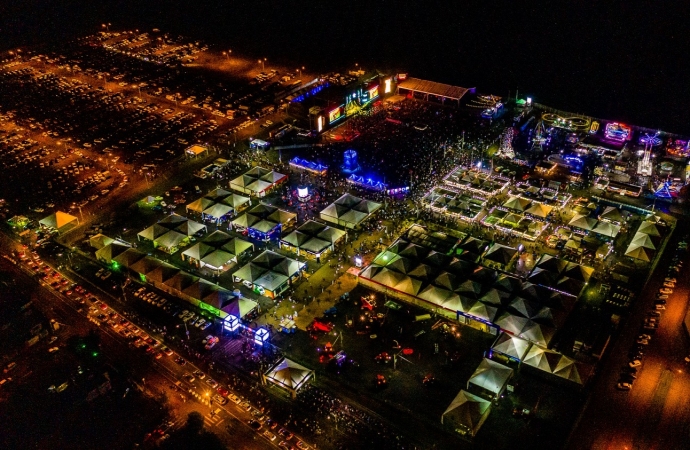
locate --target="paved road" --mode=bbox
[567,231,690,450]
[0,237,282,450]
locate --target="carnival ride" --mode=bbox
[541,113,591,131]
[604,122,632,141]
[637,132,660,176]
[496,127,516,159]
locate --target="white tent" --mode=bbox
[630,231,657,250]
[522,346,561,373]
[39,211,79,233]
[441,390,492,437]
[491,332,531,361]
[637,220,661,237]
[467,358,514,399]
[263,357,313,399]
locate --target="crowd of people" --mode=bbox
[294,385,414,450]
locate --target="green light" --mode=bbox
[80,343,86,349]
[92,351,99,357]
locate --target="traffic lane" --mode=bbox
[568,250,687,449]
[30,258,281,448]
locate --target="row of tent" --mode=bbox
[490,333,593,385]
[93,237,257,318]
[359,235,581,346]
[185,188,251,222]
[624,220,664,262]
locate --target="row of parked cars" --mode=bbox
[617,238,687,391]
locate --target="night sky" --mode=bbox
[2,1,689,134]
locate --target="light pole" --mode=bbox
[223,50,231,60]
[261,58,266,71]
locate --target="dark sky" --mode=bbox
[2,1,689,134]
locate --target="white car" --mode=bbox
[629,360,642,368]
[616,382,632,391]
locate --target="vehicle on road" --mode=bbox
[183,373,195,384]
[616,382,632,391]
[248,420,262,431]
[629,360,642,368]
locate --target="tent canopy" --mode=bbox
[441,390,491,436]
[264,357,313,394]
[39,211,78,231]
[468,358,514,396]
[492,332,531,360]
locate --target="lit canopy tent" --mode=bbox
[319,193,382,229]
[89,233,115,250]
[185,144,208,158]
[495,312,530,335]
[182,242,214,262]
[39,211,79,234]
[483,244,517,267]
[185,197,214,214]
[441,390,491,437]
[467,358,514,399]
[112,248,145,269]
[263,357,314,399]
[229,167,286,197]
[222,297,258,319]
[519,320,555,347]
[201,250,235,272]
[522,346,562,373]
[568,214,597,231]
[598,206,624,224]
[491,332,531,361]
[637,221,661,237]
[202,203,233,221]
[95,242,130,264]
[219,238,253,258]
[525,203,553,218]
[222,193,251,210]
[630,231,657,250]
[155,230,187,252]
[502,196,531,212]
[625,244,653,262]
[138,224,169,241]
[591,221,621,238]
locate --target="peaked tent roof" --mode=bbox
[468,358,514,395]
[599,206,624,224]
[89,233,115,250]
[222,298,258,319]
[631,232,657,250]
[39,211,79,230]
[491,332,532,360]
[637,220,661,237]
[441,390,492,434]
[525,203,553,218]
[591,221,621,238]
[522,346,562,373]
[568,214,597,231]
[502,196,531,212]
[264,357,313,392]
[625,244,653,262]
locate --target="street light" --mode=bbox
[298,66,304,78]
